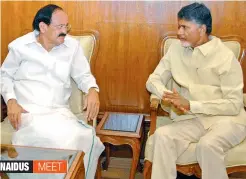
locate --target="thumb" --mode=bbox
[22,108,28,113]
[83,97,88,110]
[173,88,178,94]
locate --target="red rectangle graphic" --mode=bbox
[33,160,67,173]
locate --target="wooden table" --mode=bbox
[0,144,85,179]
[96,112,144,179]
[65,151,85,179]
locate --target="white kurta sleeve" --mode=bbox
[190,56,244,115]
[146,49,173,99]
[70,43,99,94]
[1,47,21,103]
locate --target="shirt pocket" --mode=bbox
[52,60,71,85]
[16,59,46,79]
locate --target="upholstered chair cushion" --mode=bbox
[163,38,241,59]
[244,94,246,107]
[69,35,95,116]
[146,38,246,168]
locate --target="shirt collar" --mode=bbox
[24,30,70,48]
[195,36,218,56]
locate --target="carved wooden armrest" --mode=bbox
[149,97,160,136]
[150,98,160,112]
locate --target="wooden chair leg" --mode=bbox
[129,139,141,179]
[106,144,110,170]
[104,143,110,170]
[95,157,101,179]
[143,160,152,179]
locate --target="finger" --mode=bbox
[181,107,188,112]
[163,92,178,99]
[179,107,187,113]
[171,99,180,107]
[163,91,173,95]
[13,113,18,129]
[90,107,97,120]
[85,110,89,121]
[83,97,88,110]
[8,116,15,128]
[84,99,89,119]
[95,105,99,119]
[22,108,28,113]
[90,105,96,120]
[12,114,17,130]
[88,102,95,120]
[163,93,175,99]
[171,101,179,108]
[174,102,186,112]
[87,101,93,121]
[163,92,175,97]
[8,113,13,122]
[10,120,15,129]
[162,97,172,102]
[163,96,175,102]
[17,113,21,130]
[172,88,178,94]
[91,102,99,119]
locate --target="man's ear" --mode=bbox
[200,24,207,36]
[39,22,48,33]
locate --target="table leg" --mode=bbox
[129,138,141,179]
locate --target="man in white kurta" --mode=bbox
[145,3,246,179]
[1,4,104,179]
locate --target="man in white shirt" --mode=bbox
[1,4,104,178]
[144,3,246,179]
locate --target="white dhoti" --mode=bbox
[145,119,246,179]
[8,106,104,179]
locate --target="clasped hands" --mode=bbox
[162,88,190,113]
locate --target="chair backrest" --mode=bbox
[159,34,246,95]
[68,30,99,116]
[160,35,243,62]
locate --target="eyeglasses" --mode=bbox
[51,23,72,31]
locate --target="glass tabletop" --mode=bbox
[103,113,140,132]
[0,144,79,179]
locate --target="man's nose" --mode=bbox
[61,28,67,34]
[177,27,183,36]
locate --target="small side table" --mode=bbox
[96,112,144,179]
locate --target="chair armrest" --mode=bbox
[150,97,160,112]
[149,97,160,136]
[149,95,170,136]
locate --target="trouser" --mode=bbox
[8,108,105,179]
[146,119,246,179]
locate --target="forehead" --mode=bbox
[51,10,68,24]
[178,19,198,27]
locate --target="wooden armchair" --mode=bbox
[144,33,246,178]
